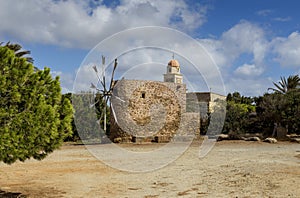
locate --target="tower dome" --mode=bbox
[164,59,183,84]
[168,59,180,67]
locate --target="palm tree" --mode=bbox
[267,75,300,137]
[268,75,300,94]
[1,41,33,63]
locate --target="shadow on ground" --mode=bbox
[0,190,26,198]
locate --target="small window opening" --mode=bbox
[141,92,146,98]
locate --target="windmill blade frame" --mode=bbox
[109,59,118,92]
[90,56,118,137]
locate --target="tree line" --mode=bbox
[218,75,300,137]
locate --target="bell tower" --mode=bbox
[163,56,183,84]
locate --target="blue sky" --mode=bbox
[1,0,300,96]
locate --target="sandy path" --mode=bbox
[0,141,299,197]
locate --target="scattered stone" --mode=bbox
[290,138,300,143]
[245,137,261,141]
[287,134,300,138]
[263,137,277,143]
[217,134,229,141]
[113,137,122,143]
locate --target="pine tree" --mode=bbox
[0,45,73,164]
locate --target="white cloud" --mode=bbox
[234,64,264,77]
[201,22,300,96]
[197,38,228,68]
[0,0,208,49]
[226,77,273,96]
[221,21,268,65]
[197,21,270,96]
[73,63,100,92]
[256,9,273,16]
[272,31,300,68]
[73,27,225,94]
[198,21,268,68]
[273,17,291,22]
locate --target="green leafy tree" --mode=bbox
[0,45,73,164]
[223,101,253,134]
[284,89,300,134]
[265,75,300,135]
[223,92,256,135]
[255,93,286,136]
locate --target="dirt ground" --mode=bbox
[0,140,299,198]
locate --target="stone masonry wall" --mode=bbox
[110,79,189,142]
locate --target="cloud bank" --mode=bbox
[0,0,207,48]
[1,0,300,96]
